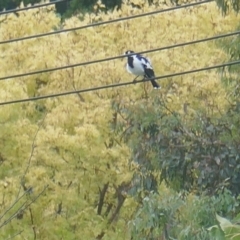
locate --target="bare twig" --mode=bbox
[159,99,177,116]
[0,153,4,166]
[0,190,28,221]
[4,230,23,240]
[56,202,63,215]
[0,185,48,229]
[29,207,36,240]
[72,69,85,102]
[17,112,48,199]
[67,181,72,189]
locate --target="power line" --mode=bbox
[0,0,212,45]
[0,0,67,16]
[0,59,239,106]
[0,29,239,81]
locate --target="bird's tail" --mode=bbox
[144,68,160,89]
[150,79,160,89]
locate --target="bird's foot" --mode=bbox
[132,76,139,83]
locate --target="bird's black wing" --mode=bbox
[144,67,155,79]
[140,57,160,89]
[143,64,160,89]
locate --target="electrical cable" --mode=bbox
[0,59,239,106]
[0,29,239,81]
[0,0,212,45]
[0,0,68,16]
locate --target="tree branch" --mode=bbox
[108,192,126,224]
[97,183,109,215]
[96,183,130,239]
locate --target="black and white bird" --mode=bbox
[125,50,160,89]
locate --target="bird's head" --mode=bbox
[125,50,135,55]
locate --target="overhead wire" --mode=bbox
[0,0,237,106]
[0,0,212,45]
[0,59,239,106]
[0,0,68,16]
[0,29,239,81]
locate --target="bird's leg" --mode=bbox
[133,76,139,83]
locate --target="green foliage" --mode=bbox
[216,25,240,103]
[115,92,240,195]
[0,0,41,11]
[130,189,240,239]
[62,0,122,18]
[215,0,240,14]
[130,191,183,239]
[208,213,240,239]
[0,0,122,17]
[62,0,97,18]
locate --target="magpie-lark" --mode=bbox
[125,50,160,89]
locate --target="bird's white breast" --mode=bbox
[127,56,145,76]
